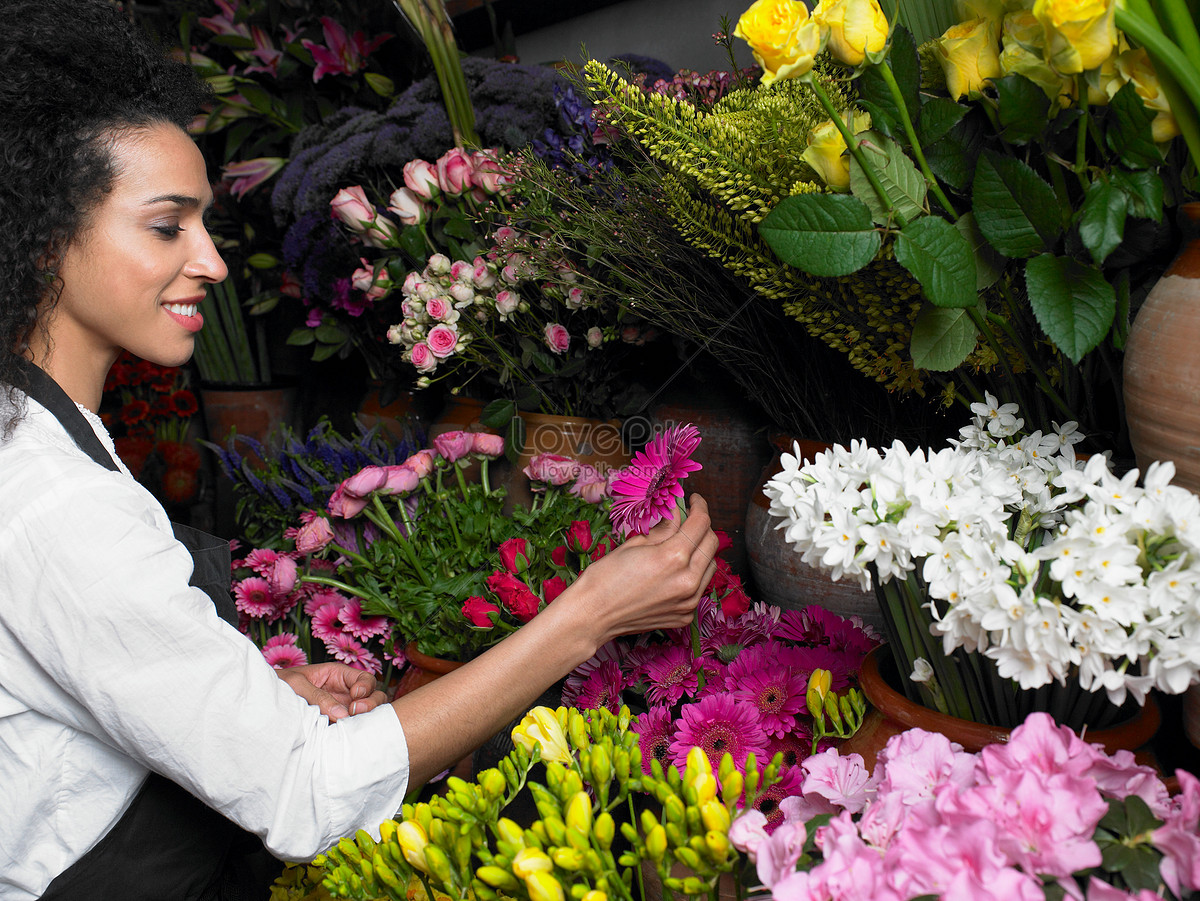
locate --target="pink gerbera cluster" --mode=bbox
[607,423,703,537]
[730,713,1200,901]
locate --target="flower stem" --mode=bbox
[1074,75,1092,193]
[877,63,959,217]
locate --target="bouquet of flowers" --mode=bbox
[763,392,1200,730]
[101,353,203,510]
[730,712,1200,900]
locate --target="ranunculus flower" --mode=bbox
[426,323,459,358]
[404,449,437,479]
[1032,0,1116,75]
[544,323,571,354]
[403,158,439,200]
[935,17,1003,100]
[565,520,593,553]
[734,0,829,85]
[462,595,500,628]
[471,432,505,458]
[433,430,474,463]
[268,556,298,595]
[295,517,335,554]
[343,465,388,497]
[387,187,428,226]
[436,147,474,196]
[499,537,530,573]
[542,576,567,603]
[327,483,369,519]
[524,453,581,486]
[380,464,419,495]
[813,0,889,67]
[409,341,437,373]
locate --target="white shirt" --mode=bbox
[0,395,410,899]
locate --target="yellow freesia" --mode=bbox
[935,17,1003,100]
[1032,0,1116,75]
[683,746,718,802]
[525,872,566,901]
[734,0,828,85]
[1113,47,1180,143]
[812,0,889,67]
[511,706,572,763]
[394,821,431,873]
[800,111,872,189]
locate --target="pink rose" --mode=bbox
[542,576,567,603]
[343,465,388,497]
[351,258,391,301]
[493,226,517,247]
[472,257,497,289]
[436,147,473,196]
[498,537,530,573]
[387,187,428,226]
[471,432,505,458]
[494,290,520,317]
[380,464,419,495]
[424,296,453,321]
[450,259,473,282]
[402,158,439,200]
[586,326,603,348]
[402,270,423,294]
[330,185,374,230]
[409,341,437,373]
[426,323,459,358]
[543,323,570,354]
[470,149,510,195]
[425,253,452,276]
[462,595,500,628]
[295,517,335,555]
[404,449,437,478]
[433,430,474,463]
[448,283,474,304]
[524,453,581,486]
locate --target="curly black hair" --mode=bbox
[0,0,210,432]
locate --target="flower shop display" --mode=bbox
[763,392,1200,736]
[729,712,1200,900]
[100,352,204,514]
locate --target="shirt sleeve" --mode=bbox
[0,450,410,861]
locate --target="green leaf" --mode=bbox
[441,213,478,240]
[916,97,968,146]
[924,110,984,192]
[237,82,276,116]
[1123,795,1163,836]
[286,327,315,347]
[1124,847,1167,892]
[246,253,280,269]
[480,399,517,430]
[1106,80,1164,169]
[759,194,881,277]
[910,304,977,369]
[314,323,347,344]
[311,342,341,362]
[398,226,426,261]
[364,72,395,97]
[1076,179,1127,265]
[1101,842,1134,872]
[954,211,1005,291]
[895,217,977,308]
[973,150,1063,258]
[1024,254,1116,363]
[991,74,1051,145]
[849,133,927,224]
[1111,169,1164,222]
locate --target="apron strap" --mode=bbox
[11,357,120,471]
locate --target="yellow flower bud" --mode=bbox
[812,0,890,67]
[1113,47,1180,143]
[734,0,829,86]
[496,817,526,850]
[395,821,430,873]
[645,824,668,862]
[808,668,833,699]
[800,112,871,189]
[593,811,615,850]
[1032,0,1116,75]
[565,791,594,836]
[512,707,572,764]
[935,17,1002,100]
[704,829,731,862]
[422,845,455,885]
[477,865,520,891]
[684,747,718,803]
[582,891,608,901]
[552,847,585,870]
[512,847,554,879]
[699,799,732,834]
[525,872,566,901]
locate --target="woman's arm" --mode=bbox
[391,494,719,787]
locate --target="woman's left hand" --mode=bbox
[276,662,387,721]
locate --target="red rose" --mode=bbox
[462,595,500,628]
[719,584,751,618]
[498,537,529,574]
[551,545,568,568]
[542,576,567,604]
[486,570,540,622]
[564,520,593,553]
[590,539,610,562]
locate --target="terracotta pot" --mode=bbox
[651,394,771,576]
[507,411,631,511]
[200,384,296,458]
[840,647,1163,771]
[1124,202,1200,494]
[357,381,420,441]
[744,436,886,632]
[1185,683,1200,750]
[390,642,464,700]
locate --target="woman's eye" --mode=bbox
[153,224,184,238]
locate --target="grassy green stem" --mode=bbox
[877,63,959,217]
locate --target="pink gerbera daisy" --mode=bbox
[566,658,626,713]
[632,705,676,775]
[309,596,345,642]
[766,728,814,770]
[668,693,769,775]
[325,631,382,675]
[608,423,702,537]
[751,765,805,833]
[233,576,276,618]
[262,633,308,669]
[339,597,390,640]
[734,667,809,738]
[563,641,628,707]
[642,644,703,706]
[243,547,280,576]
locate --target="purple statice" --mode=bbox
[531,84,612,182]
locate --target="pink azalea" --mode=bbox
[262,633,307,669]
[233,576,276,619]
[302,16,391,82]
[800,748,875,814]
[325,631,382,675]
[728,809,772,863]
[338,597,390,641]
[755,816,809,889]
[668,692,770,775]
[873,728,976,805]
[630,705,676,775]
[734,666,809,738]
[1154,769,1200,897]
[608,423,702,537]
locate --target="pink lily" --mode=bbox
[198,0,251,40]
[302,16,391,82]
[221,157,286,199]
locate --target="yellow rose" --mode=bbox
[1084,45,1122,106]
[935,18,1003,100]
[999,13,1073,103]
[734,0,828,85]
[511,706,572,763]
[812,0,889,67]
[1113,47,1180,143]
[1032,0,1116,75]
[800,111,872,189]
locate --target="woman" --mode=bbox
[0,3,719,898]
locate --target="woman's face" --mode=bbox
[49,123,227,377]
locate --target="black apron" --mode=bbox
[13,360,281,900]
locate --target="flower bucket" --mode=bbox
[840,647,1162,772]
[389,641,464,700]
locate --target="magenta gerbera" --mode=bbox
[325,631,382,675]
[262,633,308,669]
[233,576,275,619]
[566,658,626,713]
[668,692,769,775]
[642,644,703,706]
[309,597,345,642]
[243,547,280,576]
[734,667,809,738]
[608,423,702,537]
[751,765,805,833]
[632,705,677,775]
[339,597,390,640]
